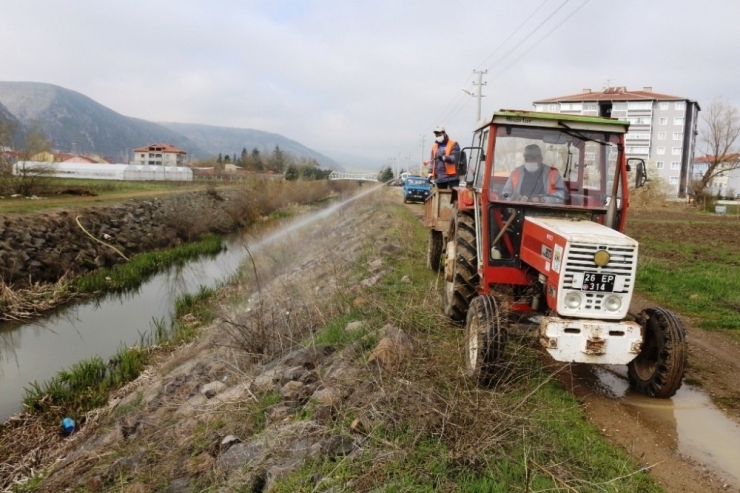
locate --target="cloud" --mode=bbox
[1,0,739,171]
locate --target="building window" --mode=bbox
[625,146,649,154]
[613,102,628,110]
[583,102,598,110]
[535,104,545,111]
[671,162,681,170]
[672,147,682,155]
[673,132,684,140]
[560,103,582,111]
[659,117,667,125]
[659,102,669,110]
[627,133,650,140]
[656,161,664,169]
[628,117,651,125]
[658,132,666,140]
[675,101,686,110]
[628,101,652,110]
[674,117,684,125]
[549,104,558,111]
[670,176,679,185]
[657,146,665,155]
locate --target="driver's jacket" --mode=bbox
[501,165,567,204]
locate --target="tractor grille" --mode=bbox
[561,243,637,312]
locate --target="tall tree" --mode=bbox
[251,147,263,171]
[240,147,248,167]
[378,166,394,182]
[271,145,286,173]
[696,98,740,195]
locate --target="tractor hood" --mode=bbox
[521,217,638,320]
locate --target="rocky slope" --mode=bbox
[0,190,237,290]
[3,188,408,492]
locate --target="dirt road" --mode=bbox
[402,192,740,492]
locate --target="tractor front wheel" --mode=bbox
[427,230,443,271]
[443,208,478,321]
[465,295,506,385]
[627,307,688,398]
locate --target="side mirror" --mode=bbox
[628,158,647,188]
[456,150,468,177]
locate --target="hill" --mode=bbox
[159,122,342,170]
[0,81,339,167]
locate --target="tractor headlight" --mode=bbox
[564,291,582,309]
[604,295,622,312]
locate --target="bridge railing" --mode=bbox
[328,171,379,182]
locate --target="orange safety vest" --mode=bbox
[510,166,559,194]
[430,139,457,177]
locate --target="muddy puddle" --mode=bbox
[588,365,740,488]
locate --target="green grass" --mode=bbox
[637,259,740,329]
[73,234,224,294]
[628,219,740,330]
[272,201,661,492]
[22,346,148,420]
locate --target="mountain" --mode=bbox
[0,82,202,162]
[158,122,341,170]
[0,82,339,168]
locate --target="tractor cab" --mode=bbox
[430,110,686,398]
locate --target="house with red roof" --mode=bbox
[133,143,187,167]
[533,87,701,197]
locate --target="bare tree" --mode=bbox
[0,123,54,196]
[696,98,740,195]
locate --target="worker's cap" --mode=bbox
[524,144,543,158]
[433,125,446,134]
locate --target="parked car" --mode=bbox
[403,175,432,203]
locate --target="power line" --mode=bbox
[426,1,553,133]
[489,0,592,83]
[483,0,573,73]
[475,0,551,71]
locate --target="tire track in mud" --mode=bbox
[402,191,740,492]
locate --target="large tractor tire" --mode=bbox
[443,209,478,322]
[465,295,506,385]
[627,307,688,398]
[427,229,443,272]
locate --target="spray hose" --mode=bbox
[75,215,130,261]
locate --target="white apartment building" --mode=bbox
[133,143,187,166]
[533,87,700,197]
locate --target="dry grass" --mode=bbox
[0,275,76,322]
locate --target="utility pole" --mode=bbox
[463,70,487,124]
[419,134,426,175]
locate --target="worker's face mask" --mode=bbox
[435,135,445,143]
[524,162,540,173]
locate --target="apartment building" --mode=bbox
[533,87,700,197]
[133,143,187,166]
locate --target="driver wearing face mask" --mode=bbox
[501,144,567,204]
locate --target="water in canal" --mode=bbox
[0,185,382,421]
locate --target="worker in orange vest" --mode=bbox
[501,144,567,204]
[429,125,461,189]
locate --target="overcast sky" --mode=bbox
[1,0,737,171]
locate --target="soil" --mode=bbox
[2,190,739,492]
[406,198,740,492]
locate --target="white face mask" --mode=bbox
[435,135,445,143]
[524,162,540,173]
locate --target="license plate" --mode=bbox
[581,272,615,292]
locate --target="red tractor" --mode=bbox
[429,110,687,398]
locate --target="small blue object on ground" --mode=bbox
[61,417,76,434]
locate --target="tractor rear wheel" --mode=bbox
[627,307,687,398]
[465,295,506,384]
[443,208,478,321]
[427,229,443,271]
